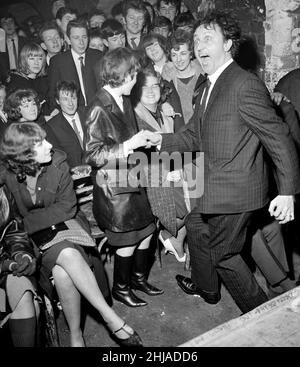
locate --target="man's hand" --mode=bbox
[269,195,294,224]
[270,92,290,106]
[13,253,37,277]
[127,130,162,150]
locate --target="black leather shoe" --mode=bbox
[175,274,221,305]
[131,277,164,296]
[112,286,148,307]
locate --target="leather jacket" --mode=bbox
[0,185,36,277]
[85,88,154,232]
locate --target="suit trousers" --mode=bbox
[185,209,268,313]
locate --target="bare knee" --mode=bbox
[56,247,82,266]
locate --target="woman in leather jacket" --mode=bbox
[0,122,143,347]
[0,182,40,347]
[86,47,163,309]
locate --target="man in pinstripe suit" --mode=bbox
[149,11,300,313]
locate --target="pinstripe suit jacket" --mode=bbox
[161,61,300,214]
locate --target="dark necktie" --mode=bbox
[11,38,18,68]
[71,118,83,149]
[199,78,211,129]
[130,37,137,49]
[79,56,88,105]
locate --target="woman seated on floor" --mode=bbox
[0,122,142,347]
[0,181,40,347]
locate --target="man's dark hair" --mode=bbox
[0,12,16,23]
[111,1,124,18]
[66,19,88,39]
[55,6,77,21]
[55,80,79,101]
[122,0,148,18]
[151,15,172,33]
[194,10,241,58]
[168,28,193,52]
[174,11,195,30]
[100,19,124,40]
[39,20,63,42]
[157,0,181,12]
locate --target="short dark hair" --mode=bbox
[88,9,106,22]
[151,15,172,33]
[168,28,193,52]
[55,80,79,101]
[122,0,148,18]
[111,1,124,18]
[140,32,168,57]
[194,10,241,57]
[39,20,63,42]
[157,0,181,12]
[0,12,16,23]
[4,89,40,122]
[100,19,124,40]
[174,11,195,30]
[100,47,140,88]
[66,19,88,39]
[0,122,46,181]
[55,6,77,21]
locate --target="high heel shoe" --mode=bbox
[158,231,186,263]
[111,322,143,347]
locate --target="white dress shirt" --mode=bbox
[62,111,84,142]
[205,58,234,109]
[6,36,18,70]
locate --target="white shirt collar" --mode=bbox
[62,111,79,122]
[71,48,86,63]
[208,58,234,86]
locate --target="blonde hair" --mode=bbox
[18,42,47,77]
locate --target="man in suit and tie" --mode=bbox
[149,11,300,313]
[123,0,147,50]
[48,19,103,112]
[47,80,86,169]
[0,13,27,83]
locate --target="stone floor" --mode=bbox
[55,242,300,348]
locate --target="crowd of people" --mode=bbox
[0,0,300,347]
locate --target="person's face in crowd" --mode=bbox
[105,33,126,50]
[153,26,169,39]
[27,54,44,76]
[57,12,76,34]
[125,9,145,35]
[141,75,160,108]
[145,41,165,64]
[19,98,38,122]
[0,88,6,110]
[158,1,177,22]
[57,90,78,116]
[193,23,232,75]
[51,0,66,18]
[33,139,53,164]
[41,28,63,56]
[89,36,105,52]
[122,72,137,95]
[89,14,105,29]
[69,27,88,55]
[0,17,17,37]
[170,43,192,71]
